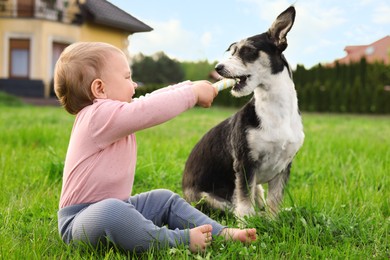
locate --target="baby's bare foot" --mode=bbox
[219,228,257,243]
[189,224,213,252]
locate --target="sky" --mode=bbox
[108,0,390,69]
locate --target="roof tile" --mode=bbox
[81,0,153,33]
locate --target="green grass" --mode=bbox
[0,91,26,107]
[0,102,389,259]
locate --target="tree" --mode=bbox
[131,52,185,84]
[181,60,217,81]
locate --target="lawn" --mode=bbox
[0,102,388,259]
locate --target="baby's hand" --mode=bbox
[191,80,218,108]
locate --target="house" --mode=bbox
[335,35,390,65]
[0,0,152,98]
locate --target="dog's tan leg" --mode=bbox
[232,170,257,218]
[266,168,290,217]
[255,184,266,209]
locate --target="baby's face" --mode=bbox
[100,51,137,102]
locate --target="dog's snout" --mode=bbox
[215,64,225,74]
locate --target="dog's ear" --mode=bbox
[268,6,296,52]
[225,42,237,52]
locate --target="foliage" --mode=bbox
[131,52,185,84]
[295,59,390,114]
[0,105,389,259]
[131,52,217,84]
[181,60,217,81]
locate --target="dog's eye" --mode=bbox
[239,46,258,61]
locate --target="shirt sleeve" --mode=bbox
[89,83,197,149]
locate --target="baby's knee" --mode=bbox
[80,199,129,229]
[98,198,131,222]
[156,189,175,196]
[154,189,181,201]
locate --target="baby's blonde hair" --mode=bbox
[54,42,123,114]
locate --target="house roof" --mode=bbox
[79,0,153,33]
[337,35,390,65]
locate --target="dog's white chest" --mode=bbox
[247,115,304,183]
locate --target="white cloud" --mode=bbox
[201,32,212,48]
[123,0,389,67]
[372,3,390,25]
[129,19,197,60]
[129,19,215,61]
[358,0,375,5]
[284,1,349,67]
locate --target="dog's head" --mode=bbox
[215,6,296,97]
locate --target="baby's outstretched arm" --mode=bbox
[191,81,217,108]
[191,78,237,108]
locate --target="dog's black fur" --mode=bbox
[182,6,304,219]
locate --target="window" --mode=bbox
[9,39,30,78]
[365,46,375,55]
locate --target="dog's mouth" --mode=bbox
[230,75,250,91]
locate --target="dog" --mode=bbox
[182,6,304,219]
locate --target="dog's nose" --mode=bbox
[215,64,225,74]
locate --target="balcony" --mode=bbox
[0,1,70,23]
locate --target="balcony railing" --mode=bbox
[0,2,69,23]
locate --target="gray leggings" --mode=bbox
[58,189,225,252]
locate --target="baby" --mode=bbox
[55,42,256,253]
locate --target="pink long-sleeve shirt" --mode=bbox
[59,82,196,208]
